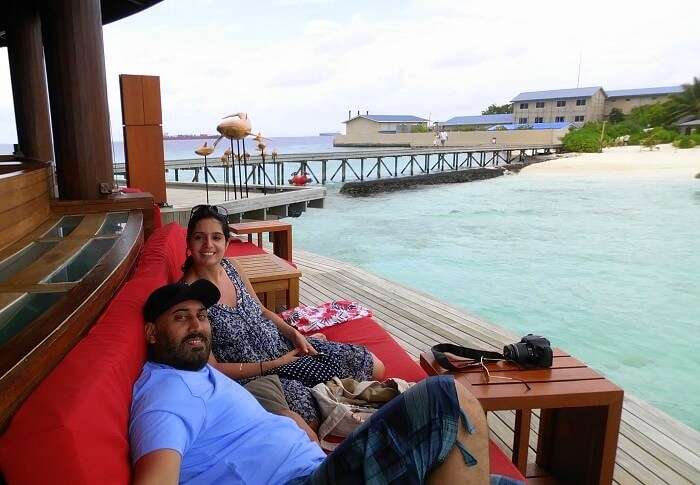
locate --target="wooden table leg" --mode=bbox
[512,409,531,474]
[599,397,623,484]
[536,403,621,485]
[272,229,292,262]
[288,277,299,308]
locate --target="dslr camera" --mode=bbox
[503,334,553,368]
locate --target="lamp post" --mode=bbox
[194,141,214,203]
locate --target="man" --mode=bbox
[439,129,448,147]
[130,280,515,484]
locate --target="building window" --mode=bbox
[574,115,585,122]
[536,102,545,108]
[555,116,565,122]
[519,103,528,109]
[534,117,544,123]
[625,98,631,101]
[518,117,528,124]
[576,99,586,106]
[556,100,566,107]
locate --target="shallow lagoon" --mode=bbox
[291,172,700,430]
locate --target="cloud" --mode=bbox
[1,0,699,142]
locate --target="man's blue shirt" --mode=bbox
[129,362,326,484]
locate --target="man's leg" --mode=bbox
[427,381,489,484]
[296,375,490,484]
[244,375,319,442]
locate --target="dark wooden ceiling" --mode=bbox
[0,0,163,48]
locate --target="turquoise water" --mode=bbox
[290,173,700,430]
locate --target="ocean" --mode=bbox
[289,173,700,431]
[2,137,698,430]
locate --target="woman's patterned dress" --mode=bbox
[208,258,374,422]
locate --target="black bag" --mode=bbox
[268,354,343,387]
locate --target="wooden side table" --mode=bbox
[229,220,292,263]
[420,349,623,485]
[227,254,300,311]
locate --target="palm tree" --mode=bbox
[665,77,700,121]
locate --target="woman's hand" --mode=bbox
[290,330,317,355]
[275,349,303,367]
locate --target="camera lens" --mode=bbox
[503,343,518,362]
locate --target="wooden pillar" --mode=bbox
[6,0,53,161]
[41,0,113,200]
[119,74,166,204]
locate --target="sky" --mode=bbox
[1,0,698,142]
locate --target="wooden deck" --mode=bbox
[294,249,700,484]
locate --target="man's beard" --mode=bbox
[152,332,211,371]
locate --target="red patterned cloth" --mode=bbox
[281,300,373,333]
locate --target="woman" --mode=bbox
[182,205,385,427]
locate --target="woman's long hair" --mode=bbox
[182,206,231,274]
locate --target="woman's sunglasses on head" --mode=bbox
[190,205,229,218]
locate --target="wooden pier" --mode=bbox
[159,183,326,226]
[294,249,700,484]
[113,144,561,186]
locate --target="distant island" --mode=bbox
[319,132,341,136]
[163,134,217,140]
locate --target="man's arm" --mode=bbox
[132,449,182,485]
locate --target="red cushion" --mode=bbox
[489,441,525,482]
[133,222,184,282]
[225,239,268,258]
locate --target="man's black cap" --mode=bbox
[143,279,221,323]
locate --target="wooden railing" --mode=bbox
[0,210,145,431]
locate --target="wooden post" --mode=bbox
[41,0,113,200]
[6,0,53,162]
[360,158,364,180]
[322,161,327,184]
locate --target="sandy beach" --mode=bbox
[522,144,700,179]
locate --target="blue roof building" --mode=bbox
[343,114,429,137]
[511,87,605,102]
[442,114,513,127]
[606,86,683,98]
[343,114,428,124]
[487,122,574,131]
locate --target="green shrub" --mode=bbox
[690,132,700,144]
[673,135,697,149]
[411,124,429,133]
[648,127,678,143]
[562,129,602,152]
[605,121,642,140]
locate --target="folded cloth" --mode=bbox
[281,300,373,333]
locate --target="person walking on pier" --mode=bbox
[439,129,448,147]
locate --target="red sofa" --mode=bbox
[0,222,524,483]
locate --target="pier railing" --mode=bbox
[113,144,561,186]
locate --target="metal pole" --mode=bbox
[241,138,249,197]
[230,138,238,200]
[261,150,267,194]
[203,155,210,203]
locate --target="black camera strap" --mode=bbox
[431,343,505,372]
